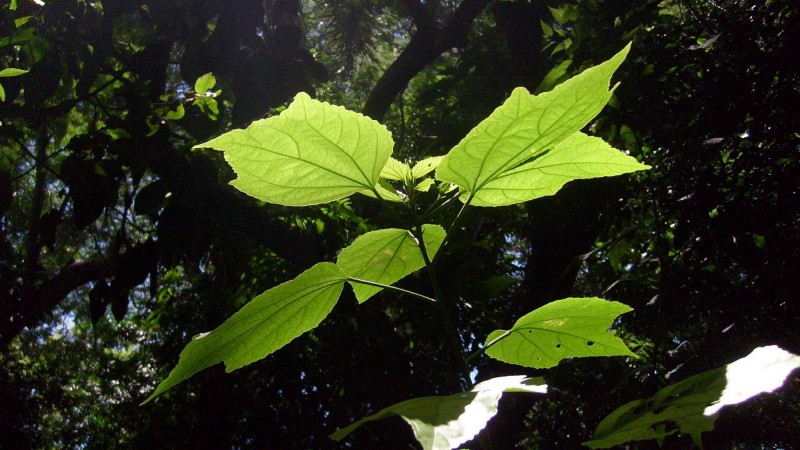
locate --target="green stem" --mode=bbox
[403,183,470,388]
[346,277,437,304]
[412,223,471,389]
[432,192,475,264]
[418,189,459,222]
[464,329,512,366]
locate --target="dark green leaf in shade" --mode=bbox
[331,376,547,450]
[584,346,800,449]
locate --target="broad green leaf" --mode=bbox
[380,157,412,181]
[411,156,444,178]
[0,68,28,77]
[338,225,445,302]
[331,375,547,450]
[193,72,216,93]
[484,297,635,368]
[143,263,346,403]
[469,132,649,206]
[584,346,800,449]
[0,84,5,102]
[436,44,632,205]
[195,92,393,206]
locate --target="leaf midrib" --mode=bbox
[193,277,344,367]
[298,103,377,192]
[470,96,606,195]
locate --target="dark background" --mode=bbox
[1,0,798,448]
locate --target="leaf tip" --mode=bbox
[139,387,163,406]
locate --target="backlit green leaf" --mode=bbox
[338,225,445,302]
[194,96,219,120]
[143,262,346,403]
[165,104,185,121]
[436,44,634,206]
[195,92,393,206]
[411,156,444,178]
[380,157,412,181]
[469,132,649,206]
[331,375,547,450]
[585,346,800,449]
[414,178,435,192]
[193,72,216,93]
[0,68,28,77]
[484,297,635,368]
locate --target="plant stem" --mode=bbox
[346,277,437,304]
[403,183,471,388]
[433,192,475,264]
[412,223,471,389]
[418,189,459,222]
[464,330,512,366]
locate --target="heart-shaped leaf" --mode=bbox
[195,92,393,206]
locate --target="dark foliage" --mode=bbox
[1,0,797,448]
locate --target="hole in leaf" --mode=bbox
[555,344,561,349]
[528,330,533,334]
[586,341,595,346]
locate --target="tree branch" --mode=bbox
[2,258,113,350]
[404,0,437,30]
[362,0,490,121]
[21,127,49,299]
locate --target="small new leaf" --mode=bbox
[331,376,547,450]
[411,156,444,179]
[415,178,435,192]
[380,157,412,181]
[484,297,635,368]
[195,92,393,206]
[358,179,404,203]
[194,72,216,93]
[338,225,445,302]
[143,263,346,403]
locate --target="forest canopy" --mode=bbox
[1,0,798,448]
